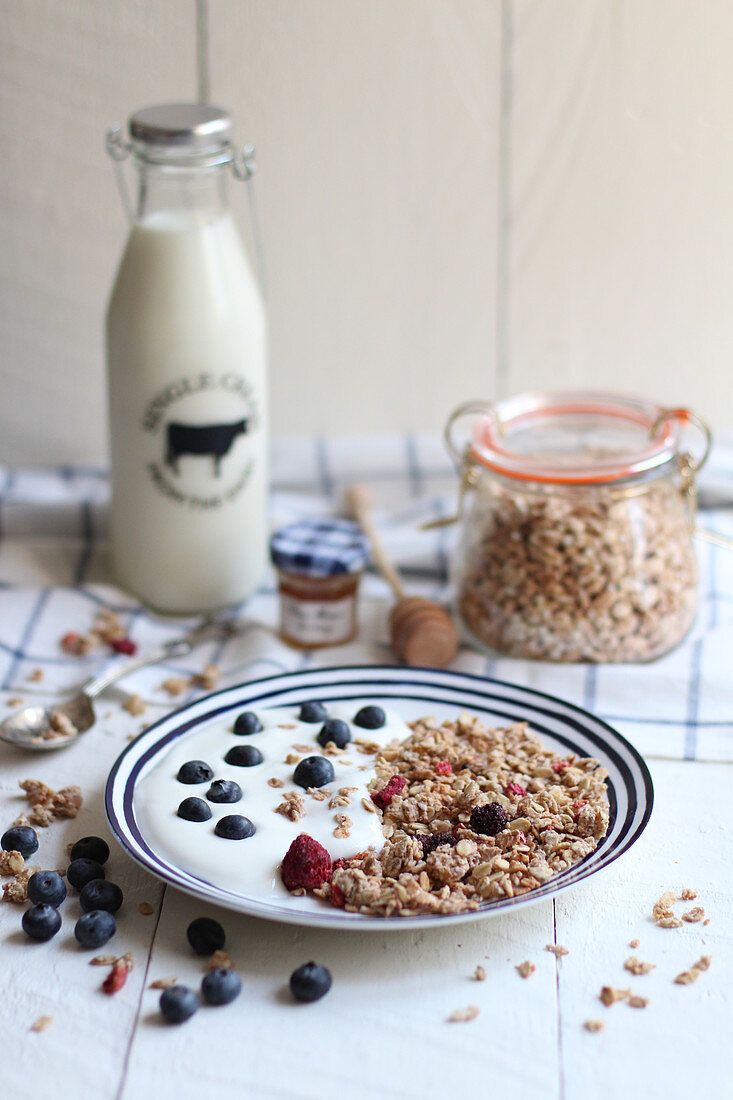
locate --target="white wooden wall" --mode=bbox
[1,0,732,466]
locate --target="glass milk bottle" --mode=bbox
[105,104,267,613]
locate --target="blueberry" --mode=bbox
[201,968,242,1006]
[298,701,328,724]
[187,916,225,956]
[224,744,264,768]
[74,909,116,948]
[27,870,66,908]
[69,836,110,865]
[293,756,335,789]
[67,858,106,891]
[206,779,242,804]
[214,815,256,840]
[289,961,332,1002]
[353,705,386,730]
[233,710,262,736]
[177,760,214,784]
[79,879,123,914]
[177,796,213,822]
[1,825,38,860]
[316,719,351,750]
[160,985,199,1024]
[22,904,62,942]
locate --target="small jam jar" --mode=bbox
[270,519,369,649]
[446,391,711,663]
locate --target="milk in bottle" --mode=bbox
[105,104,267,613]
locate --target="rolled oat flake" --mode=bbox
[445,390,711,663]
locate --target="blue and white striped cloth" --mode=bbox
[0,433,731,763]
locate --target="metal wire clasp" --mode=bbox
[420,400,493,530]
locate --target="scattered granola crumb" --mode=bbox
[474,965,487,981]
[0,850,24,876]
[674,967,701,985]
[624,956,656,976]
[191,663,220,691]
[702,918,710,926]
[160,675,188,697]
[285,753,300,765]
[600,986,631,1007]
[29,804,55,828]
[628,994,648,1009]
[681,907,705,923]
[19,778,57,806]
[208,950,232,970]
[90,955,118,966]
[448,1005,481,1023]
[656,916,683,929]
[583,1019,604,1033]
[545,944,569,958]
[52,786,83,819]
[629,939,640,949]
[652,890,677,923]
[28,668,44,683]
[30,1016,53,1032]
[2,866,39,904]
[150,977,178,989]
[123,693,147,717]
[333,813,353,839]
[516,961,535,979]
[675,956,712,985]
[275,792,307,822]
[268,777,285,788]
[138,901,154,916]
[48,710,78,739]
[680,888,697,901]
[13,813,30,827]
[277,723,297,730]
[6,697,23,706]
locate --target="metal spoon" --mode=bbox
[0,617,244,751]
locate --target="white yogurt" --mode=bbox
[134,704,409,901]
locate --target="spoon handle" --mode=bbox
[79,617,245,701]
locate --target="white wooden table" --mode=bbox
[0,454,730,1099]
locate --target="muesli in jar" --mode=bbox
[447,392,710,663]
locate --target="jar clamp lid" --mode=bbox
[106,102,255,176]
[432,391,712,530]
[270,519,369,577]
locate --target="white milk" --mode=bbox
[106,210,267,613]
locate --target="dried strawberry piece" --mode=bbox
[281,833,333,892]
[504,782,527,797]
[60,632,81,655]
[572,799,588,812]
[370,775,407,809]
[435,760,453,776]
[110,637,137,656]
[551,761,569,774]
[330,881,346,908]
[513,831,527,845]
[102,958,129,994]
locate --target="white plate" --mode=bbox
[105,666,653,930]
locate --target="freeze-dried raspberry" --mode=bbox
[110,637,137,656]
[417,832,458,857]
[435,760,453,776]
[572,799,588,812]
[370,775,407,809]
[504,782,526,797]
[552,761,568,774]
[280,834,333,892]
[469,802,507,836]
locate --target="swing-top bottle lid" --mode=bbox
[128,103,233,163]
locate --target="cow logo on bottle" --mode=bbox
[142,373,258,508]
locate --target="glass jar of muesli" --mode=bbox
[447,391,710,663]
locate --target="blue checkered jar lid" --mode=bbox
[270,519,369,577]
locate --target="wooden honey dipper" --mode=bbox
[346,484,459,667]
